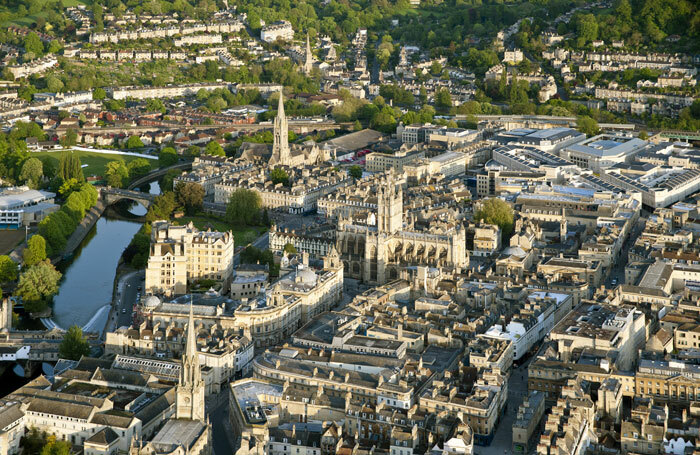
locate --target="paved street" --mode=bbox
[479,361,531,455]
[105,270,145,335]
[207,389,235,455]
[606,214,647,287]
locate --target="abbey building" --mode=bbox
[336,172,468,284]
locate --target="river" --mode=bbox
[51,181,160,330]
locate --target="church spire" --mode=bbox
[271,90,290,166]
[176,298,205,421]
[303,33,314,75]
[185,298,197,366]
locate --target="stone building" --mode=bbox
[336,172,467,284]
[144,221,235,296]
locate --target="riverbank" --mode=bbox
[51,200,106,265]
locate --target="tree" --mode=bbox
[353,120,362,131]
[474,198,515,241]
[160,168,182,192]
[349,165,363,179]
[24,235,47,267]
[58,178,81,197]
[19,157,43,188]
[577,116,600,137]
[283,243,297,254]
[46,75,64,93]
[58,153,84,182]
[206,95,227,112]
[226,188,261,226]
[16,260,62,311]
[104,160,129,188]
[127,158,152,181]
[41,437,71,455]
[93,88,106,100]
[158,147,179,167]
[146,99,166,114]
[639,130,649,140]
[58,325,91,361]
[270,167,289,186]
[430,60,443,76]
[575,13,599,47]
[146,192,177,223]
[174,182,205,215]
[126,135,144,149]
[23,32,43,57]
[186,145,201,157]
[205,141,225,157]
[435,88,452,109]
[60,129,78,147]
[0,255,18,283]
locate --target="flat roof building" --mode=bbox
[562,134,648,172]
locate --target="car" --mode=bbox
[137,286,142,291]
[611,278,618,286]
[122,308,126,314]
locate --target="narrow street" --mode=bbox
[207,389,235,455]
[479,361,531,455]
[605,214,647,287]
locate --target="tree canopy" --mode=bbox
[474,198,515,241]
[226,188,262,226]
[577,116,600,137]
[16,260,62,313]
[23,235,47,267]
[349,165,363,179]
[58,153,84,182]
[58,325,91,361]
[205,141,225,157]
[174,182,205,215]
[158,147,179,167]
[0,255,17,283]
[19,157,43,188]
[270,168,289,186]
[104,160,129,188]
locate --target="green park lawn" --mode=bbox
[1,0,91,26]
[32,150,157,179]
[175,215,267,246]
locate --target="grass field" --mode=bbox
[1,0,90,27]
[175,215,267,246]
[32,150,157,179]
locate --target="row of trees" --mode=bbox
[38,184,99,258]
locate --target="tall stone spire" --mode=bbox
[271,90,290,166]
[176,299,205,421]
[303,33,314,75]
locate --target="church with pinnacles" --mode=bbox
[130,303,211,455]
[336,171,468,284]
[238,90,330,167]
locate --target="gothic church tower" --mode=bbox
[303,33,314,75]
[270,90,290,166]
[176,302,205,421]
[377,175,403,234]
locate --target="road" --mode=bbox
[207,388,235,455]
[479,362,531,455]
[107,270,145,333]
[605,214,647,288]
